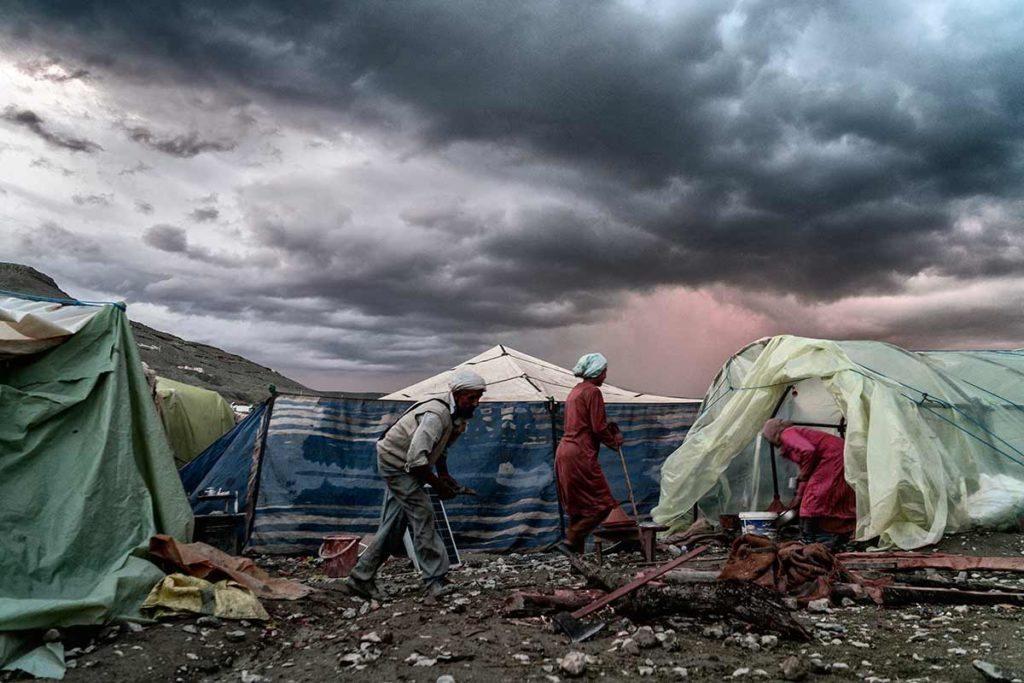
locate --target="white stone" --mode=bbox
[559,651,587,678]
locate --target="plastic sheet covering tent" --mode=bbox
[182,347,699,553]
[0,293,192,678]
[156,376,237,467]
[652,335,1024,550]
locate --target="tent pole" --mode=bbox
[766,385,793,512]
[244,390,277,546]
[547,398,566,540]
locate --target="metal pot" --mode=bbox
[773,508,798,529]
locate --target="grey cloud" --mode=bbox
[142,223,239,267]
[119,161,152,175]
[127,126,235,158]
[143,224,188,253]
[18,57,89,82]
[135,200,154,214]
[72,193,112,206]
[1,107,101,153]
[30,157,74,176]
[19,222,102,259]
[189,207,219,223]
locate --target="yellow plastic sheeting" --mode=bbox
[142,574,269,621]
[156,377,236,467]
[652,336,1024,549]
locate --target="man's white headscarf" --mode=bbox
[572,352,608,379]
[449,368,487,393]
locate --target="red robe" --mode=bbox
[555,382,618,518]
[779,427,856,533]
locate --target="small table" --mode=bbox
[592,523,670,563]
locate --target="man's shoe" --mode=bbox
[423,578,457,599]
[344,575,386,602]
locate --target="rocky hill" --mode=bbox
[1,263,313,404]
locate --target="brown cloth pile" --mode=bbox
[149,534,311,600]
[717,534,854,605]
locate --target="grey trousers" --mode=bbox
[349,470,449,586]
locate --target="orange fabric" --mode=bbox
[149,534,311,600]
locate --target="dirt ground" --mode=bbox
[7,531,1024,683]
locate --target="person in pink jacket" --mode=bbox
[762,418,856,549]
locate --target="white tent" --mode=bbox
[382,344,696,404]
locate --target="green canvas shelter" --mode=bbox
[652,336,1024,550]
[156,376,236,467]
[0,292,192,678]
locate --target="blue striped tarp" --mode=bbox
[183,394,697,554]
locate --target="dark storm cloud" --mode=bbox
[142,224,238,267]
[1,107,101,153]
[126,126,235,158]
[8,0,1024,376]
[189,207,219,223]
[9,0,1024,305]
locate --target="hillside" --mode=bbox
[1,263,312,404]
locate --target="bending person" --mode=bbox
[762,418,856,549]
[346,369,486,601]
[556,352,625,554]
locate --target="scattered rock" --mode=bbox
[672,667,689,678]
[620,638,640,656]
[974,659,1021,682]
[559,651,587,678]
[807,598,831,613]
[634,626,658,649]
[182,625,198,635]
[732,667,750,678]
[512,654,530,664]
[240,671,267,683]
[197,616,223,629]
[831,662,850,672]
[436,676,456,683]
[760,635,778,649]
[405,652,437,667]
[225,630,247,643]
[125,622,145,633]
[638,665,655,676]
[702,625,726,639]
[780,655,808,681]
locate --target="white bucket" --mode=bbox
[739,511,778,539]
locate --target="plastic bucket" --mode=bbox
[739,511,778,539]
[318,534,361,578]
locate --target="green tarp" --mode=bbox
[0,303,193,678]
[156,376,236,468]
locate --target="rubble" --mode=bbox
[558,651,587,677]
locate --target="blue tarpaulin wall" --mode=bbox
[180,394,697,553]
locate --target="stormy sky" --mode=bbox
[2,1,1023,396]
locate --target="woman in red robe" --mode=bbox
[556,352,624,554]
[762,418,856,549]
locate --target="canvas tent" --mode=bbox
[652,335,1024,550]
[0,292,192,678]
[182,345,699,554]
[155,376,237,467]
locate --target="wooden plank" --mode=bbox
[573,545,708,619]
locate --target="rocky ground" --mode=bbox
[7,531,1024,683]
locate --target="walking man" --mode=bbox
[345,368,486,600]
